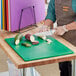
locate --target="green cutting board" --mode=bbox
[5,36,74,61]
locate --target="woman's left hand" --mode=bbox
[54,26,66,36]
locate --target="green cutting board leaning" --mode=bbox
[5,36,74,61]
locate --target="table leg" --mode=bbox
[72,59,76,76]
[23,67,40,76]
[7,59,40,76]
[23,68,26,76]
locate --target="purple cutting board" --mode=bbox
[9,0,45,31]
[20,7,35,28]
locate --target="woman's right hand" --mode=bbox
[38,25,50,32]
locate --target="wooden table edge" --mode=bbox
[0,34,76,69]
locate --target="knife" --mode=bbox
[34,29,56,36]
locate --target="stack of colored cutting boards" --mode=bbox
[1,0,45,31]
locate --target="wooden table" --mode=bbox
[0,26,76,76]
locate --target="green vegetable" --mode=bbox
[22,42,31,47]
[15,33,23,45]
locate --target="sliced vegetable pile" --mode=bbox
[38,35,52,44]
[14,33,52,47]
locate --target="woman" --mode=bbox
[40,0,76,76]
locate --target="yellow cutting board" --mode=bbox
[2,0,5,30]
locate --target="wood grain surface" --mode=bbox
[0,24,76,69]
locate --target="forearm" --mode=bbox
[44,19,54,28]
[66,21,76,31]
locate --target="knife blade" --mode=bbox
[34,29,56,36]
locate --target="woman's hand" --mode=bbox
[54,26,68,36]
